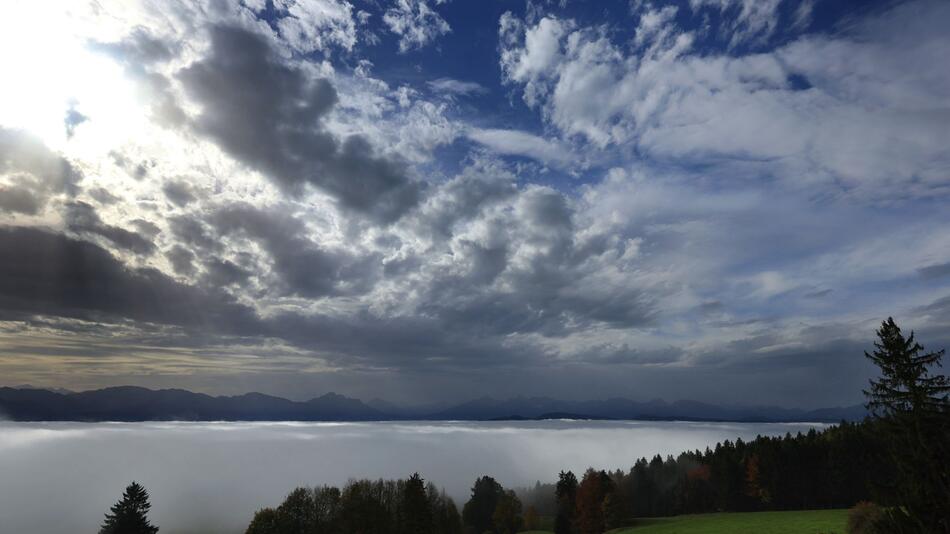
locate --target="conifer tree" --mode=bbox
[401,473,432,534]
[864,318,950,533]
[864,317,949,416]
[554,470,578,534]
[99,482,159,534]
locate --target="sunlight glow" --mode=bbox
[0,3,148,158]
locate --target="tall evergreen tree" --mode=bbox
[864,318,950,533]
[462,476,504,533]
[401,473,433,534]
[99,482,159,534]
[554,470,578,534]
[865,317,949,416]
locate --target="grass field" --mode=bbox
[520,509,848,534]
[609,509,848,534]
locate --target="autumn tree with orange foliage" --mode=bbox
[575,469,615,534]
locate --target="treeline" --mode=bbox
[245,473,544,534]
[245,474,463,534]
[241,419,885,534]
[524,317,948,533]
[517,419,890,531]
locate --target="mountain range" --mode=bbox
[0,386,868,423]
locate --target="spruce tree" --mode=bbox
[865,317,949,417]
[554,470,578,534]
[99,482,159,534]
[401,473,433,534]
[864,318,950,533]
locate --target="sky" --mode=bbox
[0,0,948,408]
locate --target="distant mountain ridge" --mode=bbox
[0,386,385,422]
[0,386,867,423]
[429,395,868,423]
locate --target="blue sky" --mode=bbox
[0,0,947,407]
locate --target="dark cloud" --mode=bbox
[168,215,219,252]
[108,151,151,180]
[130,218,161,238]
[86,186,121,205]
[268,309,549,371]
[177,25,420,222]
[918,262,950,280]
[409,185,655,337]
[166,244,196,276]
[204,258,251,287]
[0,186,41,215]
[92,27,177,65]
[413,170,517,240]
[0,226,259,334]
[162,179,196,207]
[915,293,950,319]
[213,204,380,297]
[64,202,155,256]
[0,128,81,211]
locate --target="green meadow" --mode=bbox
[522,509,848,534]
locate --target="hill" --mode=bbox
[0,386,866,422]
[433,395,865,423]
[0,386,385,422]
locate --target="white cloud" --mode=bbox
[467,128,573,167]
[500,13,573,107]
[633,5,678,48]
[383,0,451,53]
[427,78,487,96]
[689,0,783,48]
[272,0,359,54]
[499,0,950,198]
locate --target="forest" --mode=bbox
[98,319,948,534]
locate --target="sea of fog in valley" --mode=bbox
[0,420,827,534]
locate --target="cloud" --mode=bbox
[499,13,572,108]
[176,25,420,222]
[64,202,156,256]
[0,128,81,214]
[212,203,381,298]
[688,0,783,48]
[0,0,948,408]
[92,27,178,65]
[918,262,950,280]
[270,0,359,54]
[427,78,487,96]
[166,244,196,276]
[383,0,451,53]
[467,128,573,167]
[499,1,950,198]
[0,226,258,333]
[0,186,40,215]
[162,180,196,207]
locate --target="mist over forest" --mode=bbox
[0,420,823,533]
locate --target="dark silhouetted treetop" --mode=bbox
[244,475,460,534]
[864,317,949,416]
[99,482,159,534]
[554,470,578,534]
[863,318,950,533]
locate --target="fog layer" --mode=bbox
[0,420,825,533]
